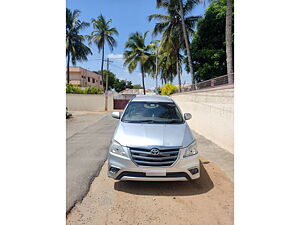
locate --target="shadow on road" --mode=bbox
[114,161,214,196]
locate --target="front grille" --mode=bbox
[129,147,179,167]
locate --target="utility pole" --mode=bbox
[154,40,160,91]
[104,57,113,111]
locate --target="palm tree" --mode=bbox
[149,0,198,90]
[158,48,178,84]
[124,32,155,95]
[226,0,233,84]
[66,8,92,84]
[177,0,194,85]
[88,14,118,86]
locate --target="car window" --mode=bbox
[121,101,183,124]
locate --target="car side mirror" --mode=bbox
[184,113,192,120]
[112,112,121,119]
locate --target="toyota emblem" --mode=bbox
[150,148,160,155]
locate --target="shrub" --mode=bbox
[66,84,103,94]
[66,84,83,94]
[83,86,103,94]
[160,83,178,95]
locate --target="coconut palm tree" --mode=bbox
[123,32,155,95]
[66,8,92,84]
[149,0,198,90]
[177,0,194,85]
[88,14,118,85]
[158,48,178,84]
[146,41,177,86]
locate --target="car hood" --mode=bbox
[114,122,194,148]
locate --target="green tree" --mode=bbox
[123,32,155,95]
[66,8,92,83]
[100,70,116,90]
[113,79,127,92]
[125,81,133,89]
[188,0,233,81]
[132,84,143,89]
[88,15,118,87]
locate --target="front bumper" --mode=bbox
[107,148,200,181]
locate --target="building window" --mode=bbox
[88,77,90,82]
[100,81,103,85]
[92,78,95,83]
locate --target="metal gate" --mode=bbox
[113,99,130,110]
[113,94,135,110]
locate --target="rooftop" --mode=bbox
[119,89,154,95]
[132,95,173,103]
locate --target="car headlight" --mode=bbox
[183,141,198,157]
[109,140,128,158]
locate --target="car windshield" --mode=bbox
[121,101,184,124]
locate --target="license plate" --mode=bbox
[146,170,166,176]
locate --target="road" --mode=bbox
[66,111,234,224]
[66,112,118,213]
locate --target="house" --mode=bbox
[66,66,104,89]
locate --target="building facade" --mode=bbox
[66,67,104,89]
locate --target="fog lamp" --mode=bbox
[189,168,199,175]
[109,167,120,174]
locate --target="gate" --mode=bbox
[113,94,135,110]
[113,99,130,110]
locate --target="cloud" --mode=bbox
[107,53,124,59]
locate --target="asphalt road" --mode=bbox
[66,112,118,213]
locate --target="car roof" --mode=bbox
[131,95,174,103]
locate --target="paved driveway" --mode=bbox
[66,112,118,213]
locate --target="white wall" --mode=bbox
[66,94,113,111]
[172,87,234,153]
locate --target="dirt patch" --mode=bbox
[67,157,233,225]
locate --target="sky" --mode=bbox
[67,0,208,89]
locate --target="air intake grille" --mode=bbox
[129,147,179,167]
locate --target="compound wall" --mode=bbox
[172,87,234,153]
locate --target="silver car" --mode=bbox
[108,95,200,181]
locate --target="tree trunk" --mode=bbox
[101,41,105,89]
[105,57,109,111]
[226,0,234,84]
[176,58,181,92]
[155,50,158,90]
[141,67,146,95]
[67,51,70,84]
[178,0,195,85]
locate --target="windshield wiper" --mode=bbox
[123,119,154,123]
[164,120,182,124]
